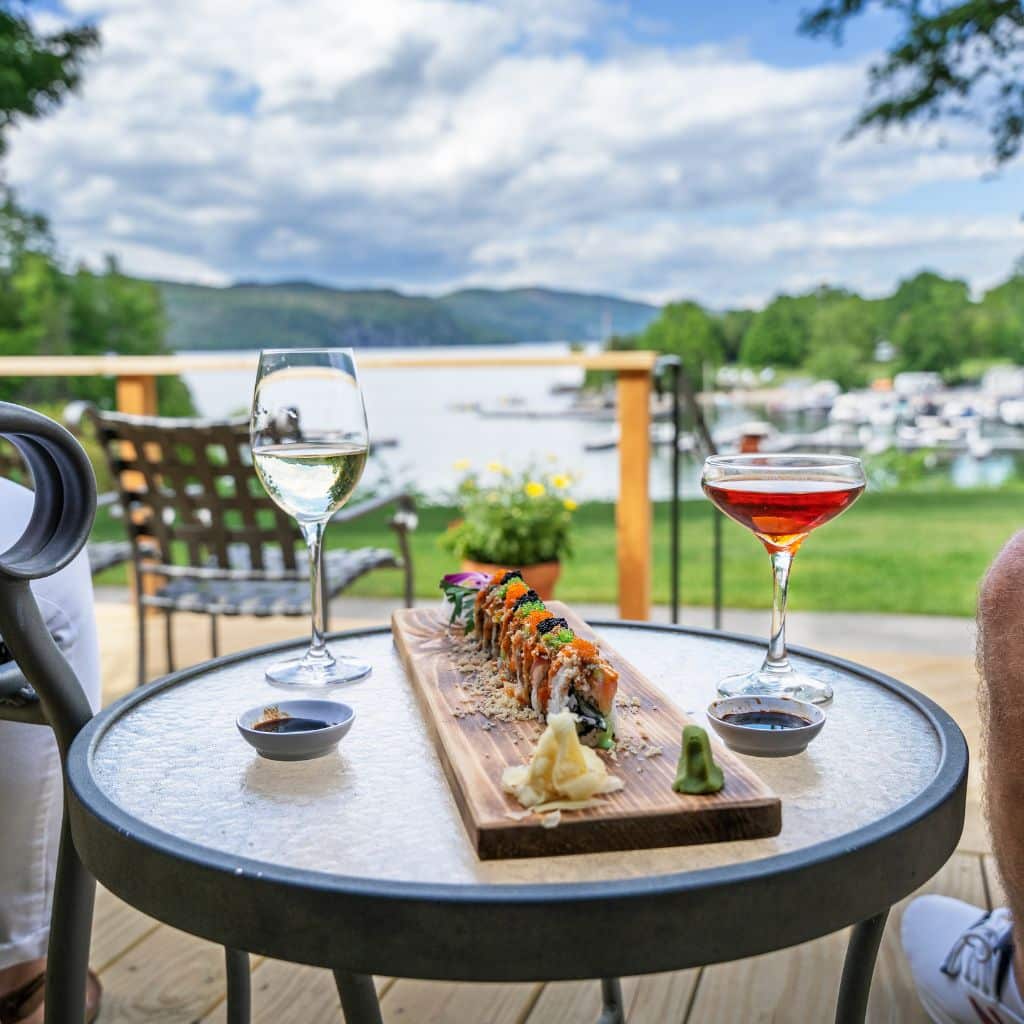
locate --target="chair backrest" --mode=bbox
[84,407,303,571]
[0,402,97,755]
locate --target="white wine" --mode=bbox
[253,441,368,521]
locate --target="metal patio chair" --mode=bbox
[82,407,417,685]
[0,401,253,1024]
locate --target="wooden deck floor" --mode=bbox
[89,602,992,1023]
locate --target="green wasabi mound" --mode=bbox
[673,725,725,795]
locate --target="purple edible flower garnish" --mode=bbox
[439,571,492,629]
[441,571,491,590]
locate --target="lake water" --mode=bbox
[181,343,696,502]
[181,344,1019,502]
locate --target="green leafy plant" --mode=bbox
[440,462,578,565]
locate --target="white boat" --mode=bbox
[1001,400,1024,427]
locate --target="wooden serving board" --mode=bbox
[392,604,782,860]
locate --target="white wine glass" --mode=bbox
[251,348,371,686]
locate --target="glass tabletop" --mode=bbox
[87,617,943,888]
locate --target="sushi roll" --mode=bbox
[454,568,618,747]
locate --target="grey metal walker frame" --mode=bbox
[0,402,253,1024]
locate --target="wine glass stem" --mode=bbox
[765,548,793,672]
[300,519,333,665]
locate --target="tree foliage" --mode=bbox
[804,296,880,388]
[604,260,1024,387]
[740,296,809,367]
[801,1,1024,165]
[0,4,191,414]
[0,199,194,413]
[886,271,973,371]
[0,1,99,157]
[640,300,724,385]
[973,271,1024,359]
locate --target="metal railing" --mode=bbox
[655,356,723,629]
[0,352,661,620]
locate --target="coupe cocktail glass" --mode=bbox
[701,454,865,703]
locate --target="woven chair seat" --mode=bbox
[86,540,134,576]
[0,660,37,707]
[142,547,399,617]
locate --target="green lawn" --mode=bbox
[92,488,1024,617]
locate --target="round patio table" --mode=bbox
[66,620,967,1024]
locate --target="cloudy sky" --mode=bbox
[10,0,1024,307]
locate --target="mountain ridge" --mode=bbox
[152,278,660,350]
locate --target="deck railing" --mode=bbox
[0,351,659,619]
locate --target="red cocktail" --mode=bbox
[703,478,865,553]
[702,455,866,703]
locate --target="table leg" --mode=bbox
[334,971,383,1024]
[597,977,626,1024]
[224,948,251,1024]
[835,909,890,1024]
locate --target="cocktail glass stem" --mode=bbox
[299,519,335,671]
[764,549,793,674]
[716,542,831,703]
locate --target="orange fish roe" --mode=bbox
[503,582,528,607]
[489,570,508,585]
[567,637,598,659]
[526,609,554,632]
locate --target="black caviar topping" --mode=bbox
[511,589,540,614]
[499,570,523,586]
[536,616,568,636]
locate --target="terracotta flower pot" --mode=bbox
[461,558,561,601]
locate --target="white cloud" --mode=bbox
[7,0,1019,307]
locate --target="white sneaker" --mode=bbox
[902,895,1024,1024]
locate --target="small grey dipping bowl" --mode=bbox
[706,696,825,757]
[237,700,355,761]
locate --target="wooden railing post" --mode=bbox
[616,366,652,620]
[115,374,158,416]
[114,375,159,616]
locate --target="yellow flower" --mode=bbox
[524,481,546,498]
[452,458,471,471]
[551,473,571,490]
[486,460,507,474]
[563,498,578,512]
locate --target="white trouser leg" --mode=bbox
[0,478,101,969]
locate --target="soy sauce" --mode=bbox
[721,710,809,731]
[252,717,330,734]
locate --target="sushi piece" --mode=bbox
[474,570,523,652]
[544,635,619,749]
[498,589,545,661]
[510,608,557,707]
[490,581,529,658]
[521,615,567,715]
[497,590,546,701]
